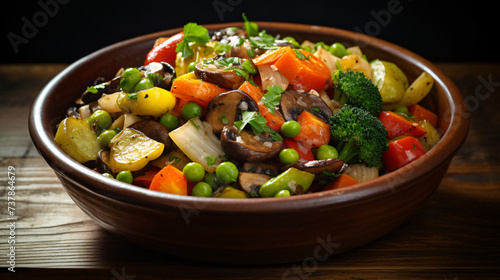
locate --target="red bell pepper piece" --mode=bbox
[378,111,427,139]
[144,32,184,67]
[408,104,438,128]
[292,110,331,149]
[283,138,314,162]
[382,136,426,171]
[133,167,161,188]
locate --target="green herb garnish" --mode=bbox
[294,49,308,60]
[214,42,232,54]
[127,93,138,100]
[234,111,283,141]
[189,119,200,130]
[87,83,106,94]
[169,156,181,164]
[241,59,257,74]
[176,22,210,59]
[261,85,285,114]
[205,156,217,166]
[219,116,229,125]
[248,30,279,50]
[242,13,259,37]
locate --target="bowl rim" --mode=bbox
[29,21,469,213]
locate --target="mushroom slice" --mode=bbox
[205,90,259,134]
[96,149,113,175]
[194,57,249,90]
[242,162,279,177]
[279,89,334,123]
[221,125,283,162]
[128,120,172,153]
[281,158,346,174]
[238,172,271,196]
[139,61,176,90]
[78,75,121,105]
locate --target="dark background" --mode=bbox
[1,0,495,64]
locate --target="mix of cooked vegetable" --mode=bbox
[55,15,440,198]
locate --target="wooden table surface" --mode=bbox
[0,63,499,279]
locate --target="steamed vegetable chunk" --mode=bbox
[370,60,409,104]
[329,105,388,167]
[382,72,434,110]
[332,70,383,117]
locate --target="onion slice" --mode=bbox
[257,64,289,91]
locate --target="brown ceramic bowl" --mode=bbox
[29,22,469,265]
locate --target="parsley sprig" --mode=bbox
[261,85,284,114]
[234,111,283,141]
[175,22,210,59]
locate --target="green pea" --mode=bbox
[283,36,300,48]
[134,77,154,92]
[315,42,331,51]
[216,161,239,184]
[183,162,205,182]
[147,73,164,87]
[102,173,114,179]
[204,172,220,191]
[86,110,112,131]
[159,113,180,131]
[316,145,338,160]
[274,189,291,197]
[182,101,203,120]
[281,121,301,138]
[116,170,133,184]
[191,182,213,197]
[279,148,300,165]
[120,67,142,93]
[97,129,117,148]
[330,42,347,58]
[393,106,410,115]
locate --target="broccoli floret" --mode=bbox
[332,70,383,117]
[330,105,388,167]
